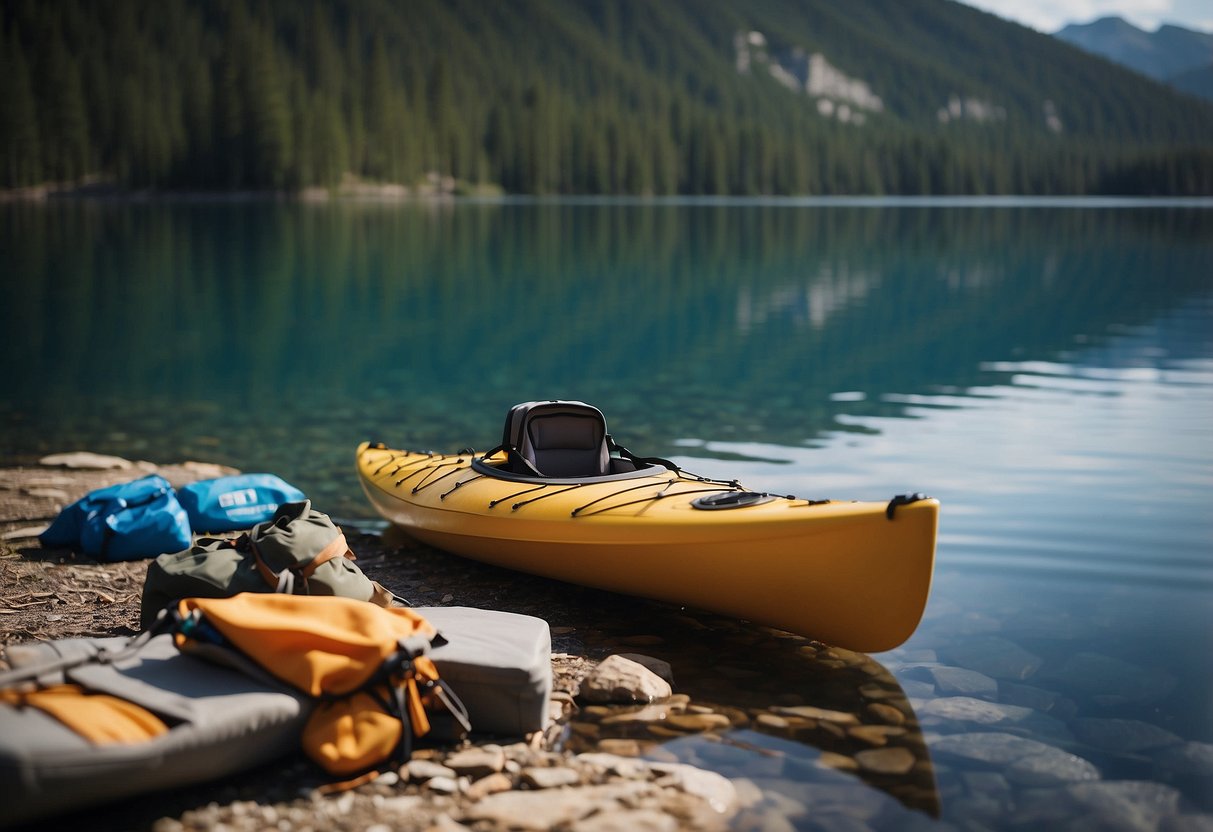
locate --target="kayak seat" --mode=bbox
[503,400,612,478]
[527,413,608,477]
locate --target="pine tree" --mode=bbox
[38,36,90,182]
[244,25,293,188]
[0,35,41,187]
[2,0,1210,196]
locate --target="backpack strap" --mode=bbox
[0,617,170,690]
[299,533,353,578]
[246,532,352,594]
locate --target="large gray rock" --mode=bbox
[578,655,673,704]
[617,653,675,686]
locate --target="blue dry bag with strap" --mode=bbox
[177,473,306,532]
[38,474,192,562]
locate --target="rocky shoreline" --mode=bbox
[0,172,503,204]
[0,453,932,832]
[5,454,1212,832]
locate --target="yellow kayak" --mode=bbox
[356,401,938,652]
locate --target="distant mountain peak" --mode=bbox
[1080,16,1143,32]
[1055,16,1213,89]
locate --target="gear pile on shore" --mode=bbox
[3,453,928,832]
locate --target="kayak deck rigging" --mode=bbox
[377,448,838,517]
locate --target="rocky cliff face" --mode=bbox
[734,30,884,125]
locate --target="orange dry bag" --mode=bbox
[171,594,469,777]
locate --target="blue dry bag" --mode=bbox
[177,473,306,532]
[38,474,193,562]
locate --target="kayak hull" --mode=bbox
[357,442,938,652]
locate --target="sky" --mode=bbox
[957,0,1213,33]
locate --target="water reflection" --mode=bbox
[561,604,940,821]
[372,523,941,825]
[2,201,1209,517]
[3,199,1211,829]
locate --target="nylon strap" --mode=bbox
[300,533,353,578]
[251,532,352,591]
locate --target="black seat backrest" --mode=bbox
[502,400,610,478]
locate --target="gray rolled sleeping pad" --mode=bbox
[0,606,551,827]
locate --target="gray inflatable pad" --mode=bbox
[0,606,551,826]
[419,606,552,737]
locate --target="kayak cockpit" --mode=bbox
[474,399,679,484]
[469,455,669,485]
[470,400,788,507]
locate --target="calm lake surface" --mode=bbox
[2,198,1211,829]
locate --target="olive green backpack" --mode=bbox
[140,500,397,630]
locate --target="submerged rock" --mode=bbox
[919,696,1034,725]
[665,712,731,732]
[648,761,739,813]
[854,747,916,775]
[933,730,1100,785]
[600,702,684,726]
[1063,781,1182,831]
[919,695,1072,742]
[1039,652,1177,705]
[939,636,1042,680]
[1154,741,1213,777]
[1073,718,1182,753]
[927,665,999,698]
[772,705,859,725]
[998,681,1077,718]
[1006,749,1101,787]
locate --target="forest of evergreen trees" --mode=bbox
[3,0,1212,196]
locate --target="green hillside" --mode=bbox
[3,0,1212,195]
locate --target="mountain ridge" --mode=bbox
[1055,15,1213,101]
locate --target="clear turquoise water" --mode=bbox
[2,199,1211,828]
